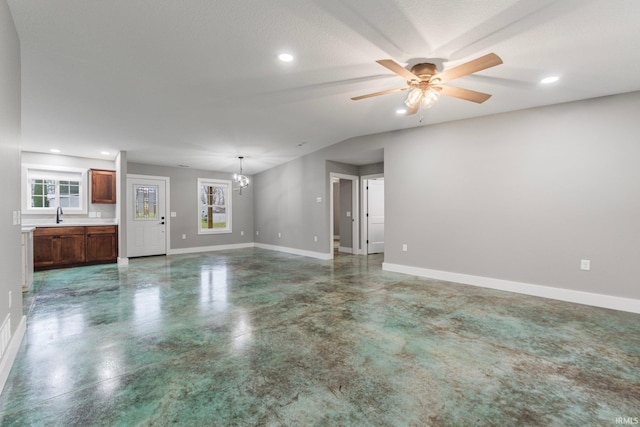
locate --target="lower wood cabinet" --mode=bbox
[86,226,118,262]
[34,225,118,270]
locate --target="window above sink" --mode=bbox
[22,164,88,214]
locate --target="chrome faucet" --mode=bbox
[56,206,63,223]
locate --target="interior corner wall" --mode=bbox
[384,92,640,300]
[0,0,24,384]
[127,163,253,250]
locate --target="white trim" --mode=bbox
[338,246,353,254]
[255,243,332,260]
[117,257,129,266]
[382,262,640,314]
[169,243,254,255]
[0,315,26,394]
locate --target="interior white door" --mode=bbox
[127,176,167,257]
[367,179,384,254]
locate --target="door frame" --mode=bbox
[328,173,359,259]
[361,173,384,255]
[126,174,171,258]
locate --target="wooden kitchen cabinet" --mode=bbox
[34,227,86,269]
[91,169,117,204]
[86,226,118,263]
[34,225,118,270]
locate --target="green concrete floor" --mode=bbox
[1,248,638,426]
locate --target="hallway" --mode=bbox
[1,248,638,425]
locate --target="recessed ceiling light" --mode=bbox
[396,108,407,114]
[50,149,61,153]
[540,76,560,84]
[278,53,294,62]
[100,151,110,155]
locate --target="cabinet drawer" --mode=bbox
[34,226,85,236]
[86,226,117,235]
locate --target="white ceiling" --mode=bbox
[8,0,640,175]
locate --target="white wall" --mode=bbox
[0,0,25,392]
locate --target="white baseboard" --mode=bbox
[117,257,129,266]
[0,315,26,395]
[255,243,332,260]
[338,246,353,254]
[168,243,254,255]
[382,262,640,314]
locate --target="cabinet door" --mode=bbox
[34,234,58,268]
[58,234,86,265]
[86,229,117,262]
[91,169,117,204]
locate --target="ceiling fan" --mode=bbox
[351,53,503,115]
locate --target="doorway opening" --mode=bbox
[329,173,359,259]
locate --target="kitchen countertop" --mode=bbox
[22,220,118,228]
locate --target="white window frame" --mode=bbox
[197,178,232,234]
[22,164,88,214]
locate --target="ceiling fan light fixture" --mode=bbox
[421,88,440,109]
[404,88,423,108]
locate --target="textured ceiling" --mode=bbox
[8,0,640,174]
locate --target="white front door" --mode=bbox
[127,176,167,257]
[367,178,384,254]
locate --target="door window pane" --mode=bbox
[134,185,159,220]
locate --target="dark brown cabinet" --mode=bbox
[34,227,86,269]
[91,169,117,204]
[34,226,118,270]
[86,226,118,262]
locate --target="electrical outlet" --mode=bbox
[316,197,322,203]
[278,232,281,238]
[182,234,186,239]
[402,244,408,252]
[96,212,101,218]
[314,235,318,242]
[580,259,591,271]
[256,230,259,236]
[240,231,244,236]
[171,212,177,217]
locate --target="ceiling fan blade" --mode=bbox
[405,102,419,115]
[433,53,503,83]
[376,59,420,81]
[351,87,409,101]
[438,85,492,103]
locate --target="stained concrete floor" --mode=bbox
[1,248,639,426]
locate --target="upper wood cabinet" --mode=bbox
[91,169,116,204]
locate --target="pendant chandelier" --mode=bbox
[233,156,249,195]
